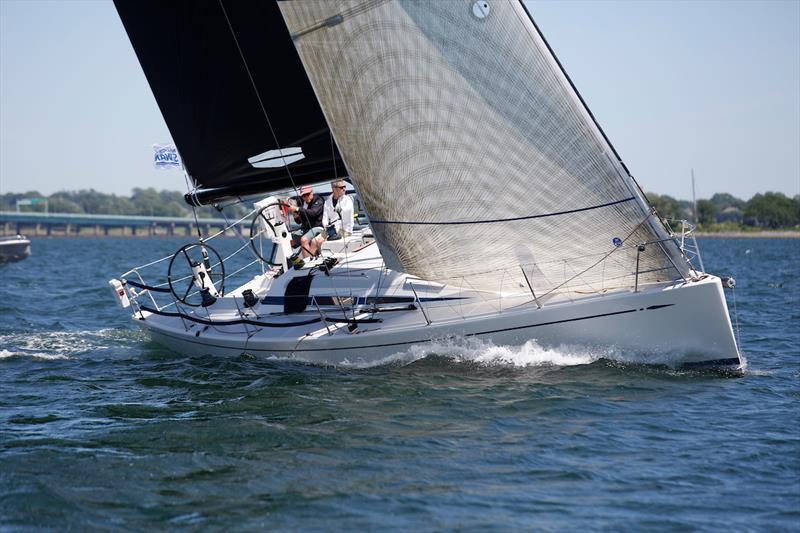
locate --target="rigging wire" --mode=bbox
[218,0,302,199]
[373,258,387,314]
[220,0,348,279]
[327,132,356,295]
[732,284,742,355]
[537,216,672,300]
[330,132,339,181]
[182,167,204,241]
[218,204,268,267]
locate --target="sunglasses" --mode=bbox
[336,186,346,190]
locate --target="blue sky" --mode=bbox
[1,0,798,201]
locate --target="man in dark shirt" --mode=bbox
[288,185,324,258]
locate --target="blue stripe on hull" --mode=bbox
[680,357,742,369]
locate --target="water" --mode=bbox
[1,237,798,531]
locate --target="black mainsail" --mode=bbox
[114,0,346,205]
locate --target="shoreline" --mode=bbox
[16,235,238,238]
[695,231,800,239]
[0,231,236,238]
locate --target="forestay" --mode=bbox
[278,0,690,296]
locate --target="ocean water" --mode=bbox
[0,237,798,531]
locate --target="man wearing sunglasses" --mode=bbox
[323,180,354,237]
[306,179,355,257]
[287,185,325,259]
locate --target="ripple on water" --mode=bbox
[0,328,146,361]
[0,237,798,530]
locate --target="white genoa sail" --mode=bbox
[278,0,690,296]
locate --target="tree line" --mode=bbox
[0,188,247,220]
[1,188,798,230]
[647,191,799,230]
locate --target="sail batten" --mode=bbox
[278,0,687,294]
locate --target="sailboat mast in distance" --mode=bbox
[692,168,697,224]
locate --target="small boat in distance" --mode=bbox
[110,0,742,370]
[0,235,31,264]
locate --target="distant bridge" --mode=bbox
[0,211,236,237]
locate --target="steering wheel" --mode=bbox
[167,243,225,307]
[249,203,288,266]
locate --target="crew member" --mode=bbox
[287,185,324,258]
[308,180,354,256]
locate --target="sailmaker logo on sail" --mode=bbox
[153,144,181,170]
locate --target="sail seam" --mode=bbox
[369,196,635,225]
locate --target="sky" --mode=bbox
[0,0,798,202]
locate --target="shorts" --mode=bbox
[292,227,323,248]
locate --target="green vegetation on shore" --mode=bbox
[647,191,799,232]
[2,188,798,232]
[1,189,247,220]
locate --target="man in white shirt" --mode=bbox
[308,179,354,256]
[324,180,354,236]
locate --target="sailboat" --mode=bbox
[109,0,742,369]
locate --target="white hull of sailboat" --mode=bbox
[137,274,741,370]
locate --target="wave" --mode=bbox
[0,349,70,361]
[0,328,143,361]
[336,337,748,373]
[335,337,605,369]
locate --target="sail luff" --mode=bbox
[517,1,634,184]
[513,6,654,217]
[515,1,690,275]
